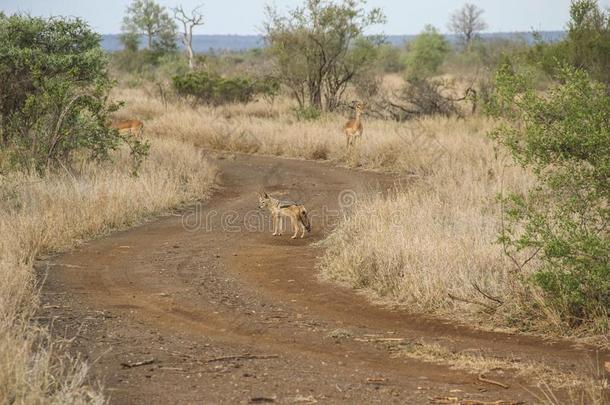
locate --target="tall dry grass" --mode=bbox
[111,86,606,339]
[0,138,215,403]
[112,86,489,172]
[318,119,536,327]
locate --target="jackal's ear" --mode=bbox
[263,192,269,198]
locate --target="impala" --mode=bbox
[343,101,364,149]
[110,119,144,137]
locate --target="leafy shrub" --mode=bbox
[489,64,610,331]
[565,0,610,86]
[528,0,610,87]
[172,71,279,106]
[292,106,322,121]
[376,44,404,73]
[0,14,146,172]
[403,25,450,79]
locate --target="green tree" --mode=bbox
[404,25,450,78]
[122,0,177,53]
[489,64,610,331]
[264,0,385,111]
[565,0,610,86]
[119,31,141,52]
[0,14,147,171]
[377,43,404,73]
[528,1,610,88]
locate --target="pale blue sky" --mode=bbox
[1,0,606,35]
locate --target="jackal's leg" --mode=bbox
[291,218,299,239]
[300,222,306,238]
[272,213,278,235]
[277,216,283,236]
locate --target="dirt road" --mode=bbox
[40,153,607,404]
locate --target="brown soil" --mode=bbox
[39,152,608,404]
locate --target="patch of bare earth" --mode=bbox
[40,153,609,404]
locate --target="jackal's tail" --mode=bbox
[299,207,311,232]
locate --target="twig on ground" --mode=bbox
[478,373,510,389]
[366,377,388,385]
[121,358,155,368]
[355,337,407,343]
[250,397,276,403]
[471,282,504,305]
[205,353,279,363]
[430,397,523,405]
[448,293,498,312]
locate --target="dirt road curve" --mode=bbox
[41,153,606,404]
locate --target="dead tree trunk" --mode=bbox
[174,5,204,70]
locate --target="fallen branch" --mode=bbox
[205,353,279,363]
[430,397,522,405]
[354,337,407,343]
[471,282,504,305]
[366,377,387,385]
[250,397,276,403]
[121,358,155,368]
[448,293,498,312]
[478,373,510,389]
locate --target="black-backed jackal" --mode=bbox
[257,192,311,239]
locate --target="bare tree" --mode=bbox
[447,3,488,50]
[174,4,204,70]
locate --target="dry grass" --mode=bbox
[0,138,215,403]
[318,119,534,328]
[112,87,492,172]
[398,341,608,404]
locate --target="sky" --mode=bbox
[1,0,607,35]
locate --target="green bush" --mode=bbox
[528,0,610,87]
[0,14,146,172]
[292,106,321,121]
[377,44,404,73]
[403,25,450,79]
[172,71,279,106]
[489,64,610,331]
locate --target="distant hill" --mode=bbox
[102,34,265,53]
[101,31,565,53]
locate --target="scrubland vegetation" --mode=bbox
[0,13,214,403]
[0,139,214,403]
[1,0,608,402]
[109,0,609,342]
